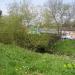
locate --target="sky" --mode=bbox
[0,0,72,15]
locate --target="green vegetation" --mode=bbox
[0,16,58,52]
[0,0,75,75]
[0,43,75,75]
[55,40,75,56]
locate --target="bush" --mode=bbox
[0,16,60,53]
[14,32,60,53]
[0,16,25,44]
[14,31,33,49]
[0,32,14,44]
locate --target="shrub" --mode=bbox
[14,30,33,49]
[0,16,60,53]
[0,16,25,44]
[0,32,14,44]
[14,32,60,53]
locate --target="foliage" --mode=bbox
[54,40,75,56]
[0,43,75,75]
[14,32,60,53]
[0,16,23,44]
[0,16,59,53]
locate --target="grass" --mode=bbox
[55,40,75,56]
[0,43,75,75]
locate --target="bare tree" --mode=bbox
[46,0,75,35]
[8,0,36,26]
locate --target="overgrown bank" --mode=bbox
[0,43,75,75]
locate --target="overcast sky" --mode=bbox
[0,0,72,15]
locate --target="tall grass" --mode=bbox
[0,43,75,75]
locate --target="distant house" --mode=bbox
[61,28,75,39]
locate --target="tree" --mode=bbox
[46,0,75,35]
[42,7,55,29]
[8,0,36,27]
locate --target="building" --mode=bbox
[61,28,75,39]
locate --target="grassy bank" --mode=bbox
[55,40,75,56]
[0,43,75,75]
